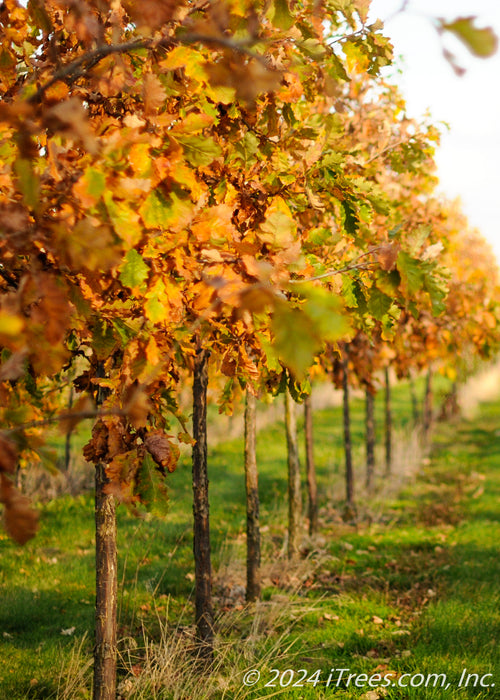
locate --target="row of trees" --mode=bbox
[0,0,499,696]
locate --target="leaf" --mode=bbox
[0,474,39,545]
[441,17,498,58]
[0,313,24,337]
[272,306,317,378]
[119,249,149,290]
[174,134,222,167]
[142,71,167,114]
[367,287,392,320]
[397,251,424,295]
[0,437,18,474]
[136,453,170,517]
[14,158,39,210]
[272,0,294,30]
[145,432,177,472]
[259,197,297,249]
[104,193,143,246]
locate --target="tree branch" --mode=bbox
[28,32,266,104]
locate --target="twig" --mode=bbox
[289,246,383,283]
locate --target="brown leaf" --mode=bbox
[378,244,399,272]
[0,349,27,381]
[125,388,151,429]
[142,72,167,115]
[145,432,176,473]
[43,98,98,154]
[0,436,18,474]
[0,474,39,545]
[123,0,181,31]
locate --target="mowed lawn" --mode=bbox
[0,377,499,699]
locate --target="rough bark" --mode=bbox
[365,387,376,493]
[93,365,117,700]
[285,388,302,559]
[244,389,260,603]
[93,462,117,700]
[342,352,354,506]
[384,367,392,476]
[192,347,214,657]
[304,394,318,536]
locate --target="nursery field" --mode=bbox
[1,379,499,699]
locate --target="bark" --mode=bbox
[304,394,318,536]
[342,352,354,506]
[285,388,302,559]
[93,463,117,700]
[192,347,214,657]
[384,367,392,476]
[93,366,117,700]
[423,368,433,442]
[365,387,376,493]
[244,389,260,603]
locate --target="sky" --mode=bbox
[367,0,500,259]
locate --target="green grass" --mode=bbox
[2,375,499,698]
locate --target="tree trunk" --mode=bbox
[285,388,302,559]
[384,367,392,476]
[409,376,419,424]
[423,367,433,443]
[365,387,376,493]
[342,351,354,507]
[93,463,117,700]
[244,389,260,603]
[93,365,117,700]
[192,347,214,657]
[304,394,318,536]
[64,384,74,472]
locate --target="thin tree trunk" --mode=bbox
[285,388,302,559]
[365,387,376,493]
[192,347,214,657]
[342,351,354,507]
[384,367,392,476]
[423,367,433,442]
[64,384,74,472]
[244,389,260,603]
[93,366,117,700]
[409,376,419,424]
[304,394,318,536]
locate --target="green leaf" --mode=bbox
[92,317,118,360]
[272,306,317,378]
[441,17,498,58]
[137,453,169,517]
[235,131,259,167]
[271,0,294,30]
[104,193,142,246]
[397,251,424,295]
[119,249,149,290]
[174,134,222,167]
[342,199,358,234]
[14,158,39,210]
[367,287,392,320]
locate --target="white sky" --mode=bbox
[368,0,500,259]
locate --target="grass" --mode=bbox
[1,374,499,698]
